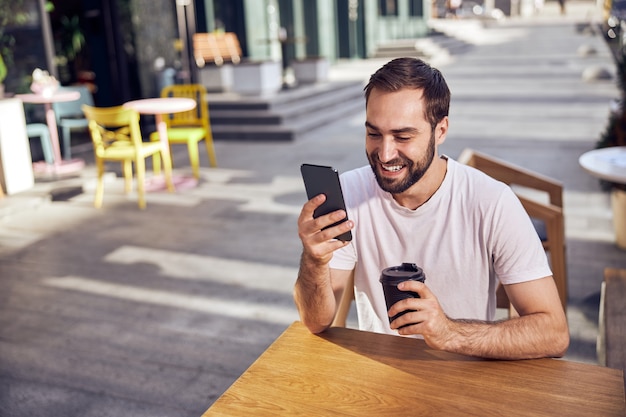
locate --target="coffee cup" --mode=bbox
[379,263,426,325]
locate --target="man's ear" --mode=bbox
[435,116,448,145]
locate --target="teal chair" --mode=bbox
[52,85,93,160]
[26,123,54,164]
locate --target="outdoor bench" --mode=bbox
[192,32,242,67]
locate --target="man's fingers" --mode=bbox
[299,194,325,220]
[398,280,429,298]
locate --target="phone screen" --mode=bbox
[300,164,352,241]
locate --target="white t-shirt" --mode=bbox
[330,157,551,336]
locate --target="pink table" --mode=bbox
[123,97,197,191]
[16,91,85,175]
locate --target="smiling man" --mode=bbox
[294,57,569,360]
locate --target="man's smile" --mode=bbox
[381,163,404,172]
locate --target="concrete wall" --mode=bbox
[316,0,338,61]
[243,0,282,62]
[363,0,430,58]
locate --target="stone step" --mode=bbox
[207,81,364,141]
[373,30,473,59]
[211,98,363,141]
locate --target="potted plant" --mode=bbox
[292,56,329,85]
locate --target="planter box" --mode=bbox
[293,58,329,84]
[611,188,626,249]
[232,61,282,96]
[198,64,234,93]
[0,98,34,194]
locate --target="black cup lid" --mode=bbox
[380,263,425,283]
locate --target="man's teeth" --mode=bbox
[382,165,403,172]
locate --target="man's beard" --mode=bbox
[368,132,436,194]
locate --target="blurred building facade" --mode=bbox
[2,0,431,106]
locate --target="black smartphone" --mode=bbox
[300,164,352,242]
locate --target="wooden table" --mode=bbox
[203,322,626,417]
[123,97,197,191]
[16,91,85,175]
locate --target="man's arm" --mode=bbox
[294,194,355,334]
[389,276,570,360]
[294,264,353,333]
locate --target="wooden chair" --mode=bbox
[458,148,567,315]
[332,149,568,327]
[52,85,94,159]
[597,267,626,389]
[82,104,174,209]
[149,84,217,179]
[331,273,356,328]
[26,123,54,164]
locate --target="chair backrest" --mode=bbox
[160,84,209,130]
[458,148,567,313]
[192,32,242,66]
[81,104,143,156]
[53,85,94,120]
[457,148,563,208]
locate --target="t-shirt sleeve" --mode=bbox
[490,187,553,285]
[329,241,357,270]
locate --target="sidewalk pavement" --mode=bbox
[2,2,626,415]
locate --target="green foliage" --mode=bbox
[0,1,54,84]
[596,41,626,190]
[59,15,85,61]
[597,48,626,149]
[0,53,6,83]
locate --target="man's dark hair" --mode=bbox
[364,57,450,129]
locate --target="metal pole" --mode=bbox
[185,0,197,83]
[175,0,191,84]
[38,0,58,78]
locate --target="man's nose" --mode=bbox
[378,138,397,163]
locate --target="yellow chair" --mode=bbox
[82,105,174,209]
[149,84,217,179]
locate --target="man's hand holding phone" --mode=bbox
[299,164,354,264]
[296,164,355,334]
[298,193,354,265]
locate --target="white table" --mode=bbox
[579,146,626,249]
[16,91,85,175]
[123,97,197,191]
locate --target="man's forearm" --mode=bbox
[442,313,570,360]
[294,252,337,333]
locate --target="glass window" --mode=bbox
[379,0,398,16]
[409,0,424,16]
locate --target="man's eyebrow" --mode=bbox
[365,121,378,130]
[365,122,419,134]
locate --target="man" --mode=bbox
[294,57,569,360]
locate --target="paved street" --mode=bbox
[1,1,626,415]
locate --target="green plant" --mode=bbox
[596,38,626,191]
[0,53,6,83]
[59,15,85,61]
[0,1,54,87]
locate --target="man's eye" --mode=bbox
[367,132,381,138]
[396,137,411,141]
